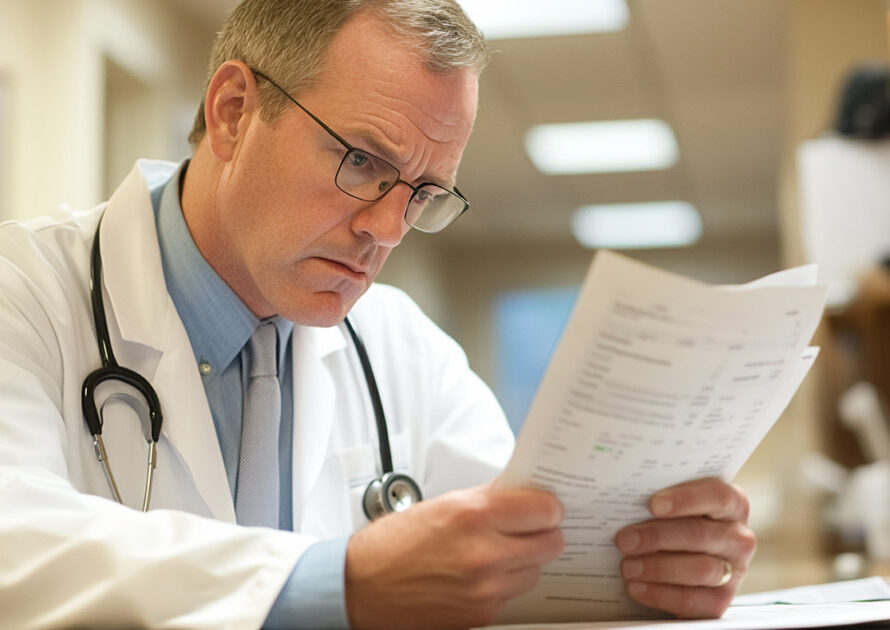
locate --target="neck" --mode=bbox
[180,144,275,318]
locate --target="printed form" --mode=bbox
[496,251,827,624]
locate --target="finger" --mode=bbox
[621,552,740,588]
[615,517,756,564]
[624,581,735,619]
[500,527,565,572]
[492,565,544,601]
[456,566,543,620]
[647,479,749,522]
[487,487,565,533]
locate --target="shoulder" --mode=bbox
[0,206,102,378]
[350,284,457,348]
[347,283,471,371]
[350,283,425,324]
[0,205,101,271]
[0,205,102,355]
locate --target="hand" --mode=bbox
[614,478,756,619]
[344,484,564,630]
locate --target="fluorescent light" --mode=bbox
[458,0,629,39]
[571,201,702,249]
[525,119,679,174]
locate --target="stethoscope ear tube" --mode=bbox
[82,365,164,442]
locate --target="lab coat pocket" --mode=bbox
[335,442,378,532]
[301,434,416,536]
[336,433,414,532]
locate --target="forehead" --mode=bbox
[294,11,479,174]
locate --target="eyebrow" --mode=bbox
[351,132,457,190]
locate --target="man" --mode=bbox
[0,1,754,628]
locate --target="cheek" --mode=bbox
[236,170,340,250]
[369,247,393,278]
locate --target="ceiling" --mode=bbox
[170,0,787,253]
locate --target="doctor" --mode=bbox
[0,0,755,628]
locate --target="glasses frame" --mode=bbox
[249,67,469,233]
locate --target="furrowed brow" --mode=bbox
[356,133,457,190]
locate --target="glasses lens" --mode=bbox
[405,184,468,233]
[336,149,400,201]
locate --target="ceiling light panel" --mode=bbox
[571,201,702,249]
[458,0,629,39]
[525,119,680,175]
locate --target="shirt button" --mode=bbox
[199,361,213,375]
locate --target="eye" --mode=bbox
[349,151,370,168]
[415,188,431,202]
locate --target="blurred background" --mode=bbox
[2,0,890,594]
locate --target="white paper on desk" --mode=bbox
[483,600,890,630]
[495,250,827,624]
[731,576,890,606]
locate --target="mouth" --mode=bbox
[318,257,371,279]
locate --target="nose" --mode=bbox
[350,183,411,247]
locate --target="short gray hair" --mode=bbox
[187,0,489,148]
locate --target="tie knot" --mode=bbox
[248,321,278,378]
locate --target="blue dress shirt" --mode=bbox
[151,161,349,629]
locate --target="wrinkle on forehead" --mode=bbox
[317,76,473,184]
[296,11,478,184]
[349,109,468,184]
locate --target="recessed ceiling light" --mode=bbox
[571,201,702,249]
[458,0,629,39]
[525,119,679,175]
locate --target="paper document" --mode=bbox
[496,251,827,624]
[731,576,890,606]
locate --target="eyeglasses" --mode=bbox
[250,68,469,234]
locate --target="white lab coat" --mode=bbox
[0,161,514,629]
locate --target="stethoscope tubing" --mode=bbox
[343,318,394,475]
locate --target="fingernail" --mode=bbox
[616,529,640,552]
[651,493,673,516]
[623,558,643,579]
[627,582,647,599]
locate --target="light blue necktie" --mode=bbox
[235,320,281,528]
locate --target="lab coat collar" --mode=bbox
[101,160,177,349]
[314,323,347,358]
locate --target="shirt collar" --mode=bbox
[153,160,294,371]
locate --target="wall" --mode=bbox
[0,0,212,221]
[755,0,889,588]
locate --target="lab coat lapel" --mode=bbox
[290,324,345,527]
[100,161,236,522]
[150,326,237,521]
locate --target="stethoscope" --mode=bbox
[81,221,422,520]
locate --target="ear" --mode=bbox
[203,60,259,161]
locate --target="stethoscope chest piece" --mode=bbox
[363,472,423,521]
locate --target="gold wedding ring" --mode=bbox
[715,559,733,587]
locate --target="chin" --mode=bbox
[278,290,361,327]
